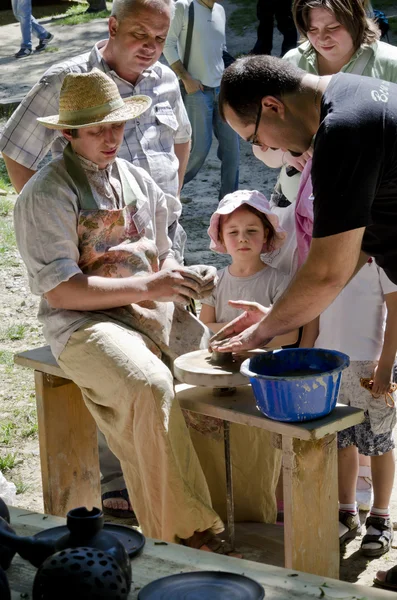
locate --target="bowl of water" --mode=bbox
[240,348,350,422]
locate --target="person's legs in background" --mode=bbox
[183,89,213,187]
[213,88,239,199]
[98,430,134,518]
[85,0,108,13]
[11,0,53,57]
[12,0,33,56]
[356,453,373,511]
[338,431,361,545]
[251,0,275,55]
[274,0,297,56]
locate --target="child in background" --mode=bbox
[302,260,397,556]
[200,189,297,349]
[184,190,296,525]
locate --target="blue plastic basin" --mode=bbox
[240,348,350,422]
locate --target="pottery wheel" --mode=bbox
[174,349,248,388]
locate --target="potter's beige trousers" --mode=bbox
[58,319,224,543]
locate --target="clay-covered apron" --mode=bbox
[64,144,208,363]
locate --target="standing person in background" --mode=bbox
[1,0,191,519]
[85,0,108,14]
[11,0,53,58]
[250,0,297,56]
[163,0,239,200]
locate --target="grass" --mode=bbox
[1,324,27,342]
[0,159,14,194]
[55,3,110,26]
[15,480,30,495]
[228,0,257,36]
[0,197,14,218]
[0,220,16,255]
[0,453,18,472]
[0,423,16,446]
[0,350,14,366]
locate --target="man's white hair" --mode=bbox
[111,0,174,21]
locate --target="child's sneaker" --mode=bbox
[15,47,33,59]
[36,33,54,52]
[339,510,361,546]
[361,515,393,557]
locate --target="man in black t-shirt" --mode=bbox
[211,54,397,351]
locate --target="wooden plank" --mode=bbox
[283,434,339,578]
[14,346,68,379]
[7,508,395,599]
[176,384,364,441]
[15,349,364,441]
[34,371,101,517]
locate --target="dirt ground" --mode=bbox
[2,0,397,590]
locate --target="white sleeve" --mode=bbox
[163,0,185,67]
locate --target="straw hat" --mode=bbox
[37,68,152,130]
[208,190,287,254]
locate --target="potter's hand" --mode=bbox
[177,265,217,298]
[210,301,271,351]
[148,269,201,304]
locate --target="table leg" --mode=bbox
[35,371,101,517]
[282,433,339,578]
[223,420,235,549]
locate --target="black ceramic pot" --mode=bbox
[32,546,130,600]
[0,507,131,591]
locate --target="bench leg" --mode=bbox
[34,371,101,517]
[223,420,235,549]
[282,434,339,579]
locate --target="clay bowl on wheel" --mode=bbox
[174,349,250,388]
[240,348,350,422]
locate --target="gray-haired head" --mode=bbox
[111,0,174,21]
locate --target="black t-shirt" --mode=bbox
[312,72,397,284]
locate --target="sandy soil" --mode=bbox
[1,0,397,590]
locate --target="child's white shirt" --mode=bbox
[202,264,291,323]
[315,261,397,361]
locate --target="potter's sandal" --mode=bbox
[182,531,241,557]
[339,510,361,546]
[360,515,393,557]
[102,488,136,520]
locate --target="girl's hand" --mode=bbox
[210,301,271,351]
[284,149,313,172]
[372,364,393,396]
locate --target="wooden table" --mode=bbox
[14,346,365,580]
[176,384,364,580]
[6,508,395,600]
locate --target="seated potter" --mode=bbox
[13,69,240,553]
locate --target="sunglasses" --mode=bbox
[250,101,263,147]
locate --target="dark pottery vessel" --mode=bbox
[0,507,131,590]
[32,546,130,600]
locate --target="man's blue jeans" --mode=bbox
[12,0,48,50]
[183,86,239,200]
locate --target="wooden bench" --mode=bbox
[15,345,364,580]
